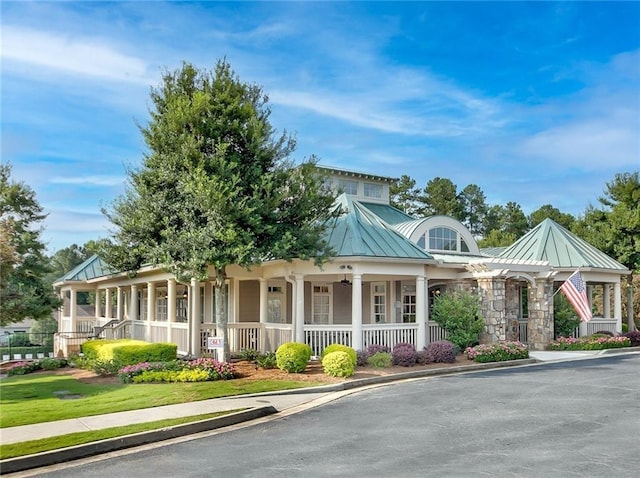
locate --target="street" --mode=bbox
[30,354,640,477]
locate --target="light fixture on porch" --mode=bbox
[182,285,188,299]
[340,264,352,287]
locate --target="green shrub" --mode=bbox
[256,352,277,369]
[238,348,260,361]
[112,343,177,365]
[431,291,484,349]
[553,294,581,338]
[321,344,357,367]
[322,351,355,377]
[6,361,40,376]
[367,352,392,368]
[39,357,67,370]
[276,342,312,373]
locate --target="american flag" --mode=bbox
[559,270,592,322]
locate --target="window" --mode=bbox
[364,182,383,199]
[268,284,285,323]
[338,179,358,195]
[402,284,416,323]
[312,283,332,324]
[461,237,470,252]
[429,227,458,251]
[372,282,386,323]
[156,296,167,321]
[520,284,529,318]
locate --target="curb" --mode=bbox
[0,406,277,474]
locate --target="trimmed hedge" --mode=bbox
[112,343,177,365]
[276,342,312,373]
[321,344,357,367]
[424,341,457,363]
[322,351,355,377]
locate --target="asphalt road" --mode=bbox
[32,354,640,478]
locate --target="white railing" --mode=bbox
[428,321,447,342]
[263,324,292,352]
[363,323,418,350]
[76,318,96,334]
[578,317,618,337]
[305,325,352,356]
[171,323,189,355]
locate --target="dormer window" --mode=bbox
[338,179,358,195]
[363,182,382,199]
[418,226,471,253]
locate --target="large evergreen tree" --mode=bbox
[102,60,336,358]
[390,174,421,215]
[0,163,60,325]
[419,177,462,218]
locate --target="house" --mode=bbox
[52,167,630,357]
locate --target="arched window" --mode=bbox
[429,227,458,251]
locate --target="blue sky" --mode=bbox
[2,1,639,253]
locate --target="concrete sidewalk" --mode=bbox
[1,348,636,474]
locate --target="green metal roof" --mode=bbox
[323,194,433,260]
[358,202,415,225]
[480,246,509,257]
[55,254,113,283]
[499,218,628,271]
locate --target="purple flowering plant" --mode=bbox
[465,341,529,363]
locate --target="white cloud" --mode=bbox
[50,176,125,187]
[1,25,153,84]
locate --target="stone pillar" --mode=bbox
[505,280,521,341]
[614,282,622,333]
[416,276,426,350]
[352,273,363,351]
[477,278,506,344]
[191,278,201,357]
[527,279,554,351]
[295,274,305,343]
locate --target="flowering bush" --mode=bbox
[546,335,631,351]
[392,343,418,367]
[424,341,457,363]
[118,358,235,383]
[6,358,67,376]
[465,341,529,363]
[622,331,640,347]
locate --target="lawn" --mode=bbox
[0,372,317,428]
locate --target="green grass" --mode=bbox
[0,373,320,428]
[0,410,241,459]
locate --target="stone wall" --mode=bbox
[505,280,521,342]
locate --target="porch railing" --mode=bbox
[362,323,418,350]
[305,325,352,356]
[517,317,618,343]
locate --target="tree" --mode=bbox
[502,201,529,237]
[46,243,91,284]
[528,204,575,230]
[390,174,421,215]
[0,163,60,325]
[459,184,487,236]
[418,177,462,218]
[102,60,336,359]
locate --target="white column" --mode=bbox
[146,282,155,341]
[70,289,78,332]
[191,278,201,357]
[352,273,363,351]
[614,282,622,333]
[116,287,123,321]
[105,289,112,319]
[295,274,305,343]
[167,278,176,343]
[416,276,426,350]
[130,284,138,321]
[259,278,268,351]
[603,284,611,318]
